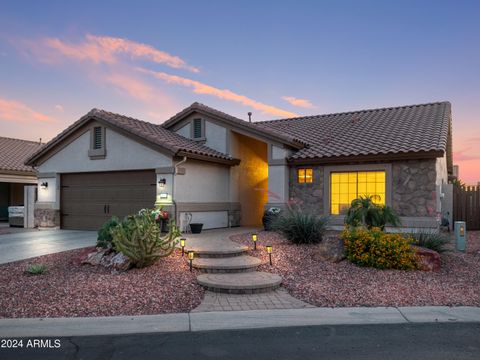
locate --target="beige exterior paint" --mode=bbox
[229,132,268,226]
[38,128,172,174]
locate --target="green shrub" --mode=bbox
[25,264,48,275]
[272,208,328,244]
[111,209,181,268]
[410,231,449,253]
[342,227,417,270]
[97,216,120,249]
[345,196,400,230]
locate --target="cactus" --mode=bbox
[111,209,181,268]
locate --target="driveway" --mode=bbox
[0,229,97,264]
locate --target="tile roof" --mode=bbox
[257,102,451,161]
[26,109,239,166]
[162,102,307,148]
[0,137,43,174]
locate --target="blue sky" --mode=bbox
[0,0,479,182]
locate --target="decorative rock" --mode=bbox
[110,252,132,271]
[412,245,441,271]
[82,248,109,266]
[312,236,345,263]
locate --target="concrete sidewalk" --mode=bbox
[1,306,480,338]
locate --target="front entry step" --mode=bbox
[197,272,282,294]
[192,255,263,273]
[187,245,248,258]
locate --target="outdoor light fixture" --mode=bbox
[40,182,48,190]
[266,245,273,265]
[180,238,186,257]
[159,193,168,199]
[252,233,257,250]
[188,250,194,272]
[158,178,167,188]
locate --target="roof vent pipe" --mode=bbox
[248,112,252,122]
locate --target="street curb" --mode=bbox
[1,306,480,337]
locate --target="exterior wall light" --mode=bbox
[159,193,168,199]
[187,250,194,272]
[252,233,257,250]
[180,238,186,256]
[266,245,273,265]
[158,178,167,188]
[40,182,48,190]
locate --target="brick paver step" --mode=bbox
[197,271,282,294]
[187,245,248,258]
[192,255,263,273]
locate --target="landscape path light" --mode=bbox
[180,238,186,256]
[252,233,257,250]
[188,251,194,272]
[266,245,273,265]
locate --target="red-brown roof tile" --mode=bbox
[0,137,43,174]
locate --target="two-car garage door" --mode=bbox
[61,170,156,230]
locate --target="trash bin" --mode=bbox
[454,221,466,252]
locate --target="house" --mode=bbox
[25,101,452,232]
[0,137,42,223]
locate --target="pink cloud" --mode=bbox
[453,147,480,162]
[0,97,54,123]
[139,68,298,118]
[103,72,157,103]
[17,34,199,72]
[282,96,315,109]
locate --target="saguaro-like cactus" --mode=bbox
[111,209,181,268]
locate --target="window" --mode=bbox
[297,168,313,183]
[193,118,203,139]
[93,126,103,149]
[330,171,385,215]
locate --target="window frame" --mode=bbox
[297,167,313,184]
[323,163,392,219]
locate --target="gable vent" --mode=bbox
[93,127,103,149]
[193,118,203,139]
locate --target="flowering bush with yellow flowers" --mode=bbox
[342,227,417,270]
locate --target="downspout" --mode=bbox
[172,156,188,230]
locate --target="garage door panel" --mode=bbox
[61,170,156,230]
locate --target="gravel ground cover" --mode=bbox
[231,231,480,307]
[0,247,203,318]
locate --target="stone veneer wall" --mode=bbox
[289,166,324,214]
[34,208,60,228]
[391,159,437,217]
[289,158,438,218]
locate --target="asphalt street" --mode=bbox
[1,322,479,360]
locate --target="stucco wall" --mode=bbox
[229,132,268,226]
[38,128,172,174]
[173,160,230,203]
[175,123,191,138]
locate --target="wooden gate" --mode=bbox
[453,185,480,230]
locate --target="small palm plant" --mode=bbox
[345,195,400,230]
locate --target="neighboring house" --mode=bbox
[25,101,452,231]
[0,137,42,222]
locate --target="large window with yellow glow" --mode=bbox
[297,168,313,183]
[330,171,386,215]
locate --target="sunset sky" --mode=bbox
[0,0,479,184]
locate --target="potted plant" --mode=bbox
[189,223,203,234]
[153,207,169,233]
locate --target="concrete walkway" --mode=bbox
[2,306,480,337]
[0,229,97,264]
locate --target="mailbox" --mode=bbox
[454,221,466,252]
